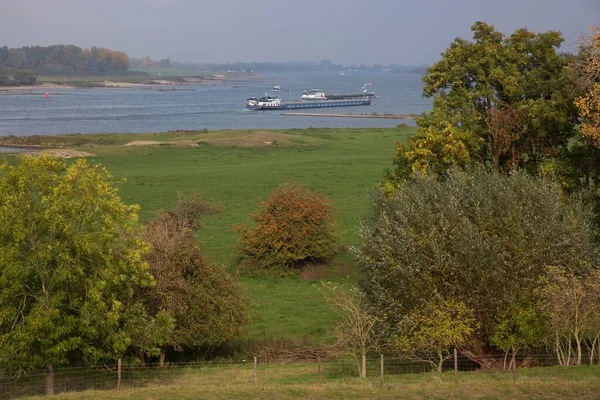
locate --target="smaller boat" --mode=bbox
[339,71,345,76]
[247,94,282,109]
[272,84,281,91]
[301,89,327,101]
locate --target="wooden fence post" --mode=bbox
[454,348,458,385]
[46,363,54,396]
[380,354,384,387]
[318,356,322,385]
[511,348,517,383]
[117,358,122,390]
[253,356,257,386]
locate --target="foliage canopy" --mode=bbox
[388,21,578,184]
[235,182,338,276]
[357,169,598,360]
[0,155,152,372]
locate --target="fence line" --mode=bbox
[0,353,595,399]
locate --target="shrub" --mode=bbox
[235,182,338,276]
[139,193,248,362]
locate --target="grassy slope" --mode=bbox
[25,364,600,400]
[1,127,413,343]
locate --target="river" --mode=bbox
[0,71,431,136]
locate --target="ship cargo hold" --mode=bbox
[324,91,376,100]
[247,95,371,110]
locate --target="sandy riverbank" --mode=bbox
[1,73,237,91]
[0,83,76,91]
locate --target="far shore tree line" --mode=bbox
[0,45,129,73]
[0,44,129,86]
[1,21,600,394]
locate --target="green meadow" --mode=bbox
[0,126,414,344]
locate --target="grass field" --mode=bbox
[21,364,600,400]
[0,127,414,344]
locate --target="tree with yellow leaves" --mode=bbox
[575,27,600,147]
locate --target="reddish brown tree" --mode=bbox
[235,182,338,276]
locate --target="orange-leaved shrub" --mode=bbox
[235,182,338,276]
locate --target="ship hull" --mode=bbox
[249,99,371,110]
[324,92,376,100]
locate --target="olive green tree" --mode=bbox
[394,300,477,372]
[489,298,546,372]
[13,69,36,86]
[0,155,155,394]
[388,22,578,184]
[357,169,598,368]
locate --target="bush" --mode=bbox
[235,182,338,276]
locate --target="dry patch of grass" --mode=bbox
[124,131,295,148]
[198,131,293,147]
[23,149,96,158]
[123,140,162,146]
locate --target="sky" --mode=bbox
[1,0,599,66]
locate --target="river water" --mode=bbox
[0,71,431,136]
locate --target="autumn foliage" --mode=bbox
[235,183,338,275]
[575,27,600,147]
[139,193,248,361]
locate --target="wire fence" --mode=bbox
[0,353,592,399]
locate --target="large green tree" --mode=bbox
[388,22,578,183]
[357,169,598,367]
[0,156,154,394]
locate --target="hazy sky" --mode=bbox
[1,0,599,65]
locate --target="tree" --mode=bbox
[394,300,477,372]
[140,193,249,365]
[0,156,154,394]
[323,285,383,378]
[388,22,577,183]
[0,65,9,86]
[13,69,36,86]
[489,299,546,371]
[235,182,338,276]
[357,169,599,368]
[574,27,600,147]
[538,267,600,366]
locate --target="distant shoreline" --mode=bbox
[0,83,77,91]
[0,73,250,91]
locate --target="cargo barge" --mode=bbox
[247,95,371,110]
[324,91,376,100]
[301,88,376,100]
